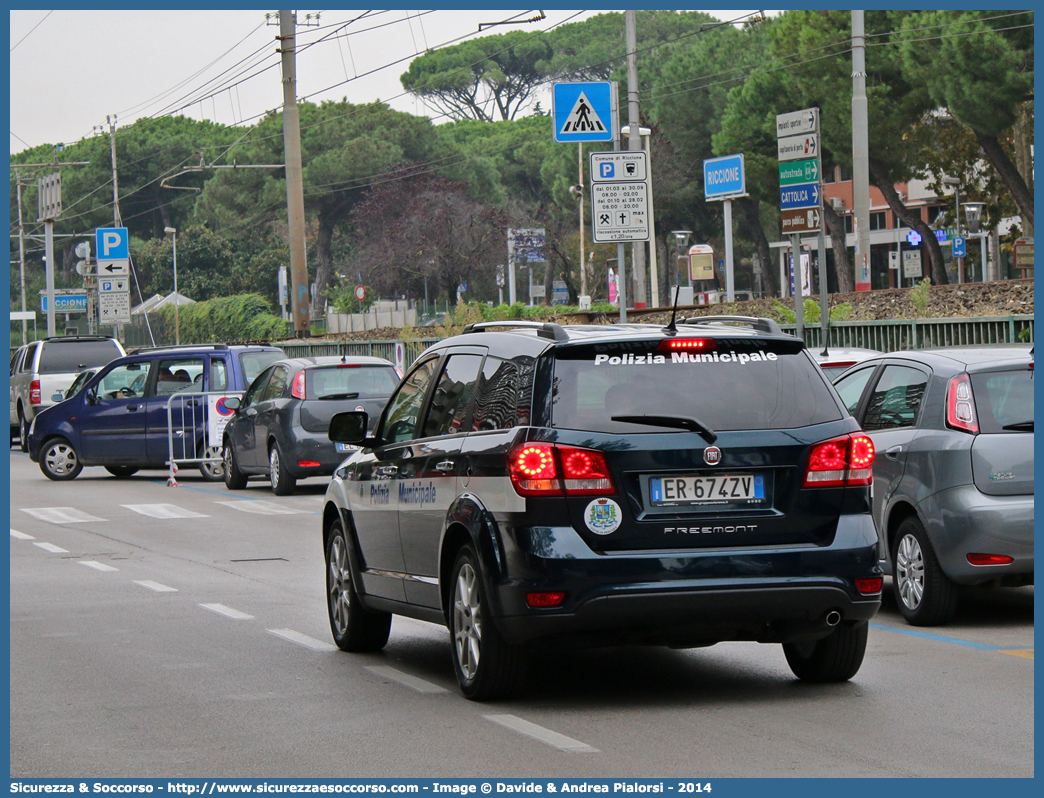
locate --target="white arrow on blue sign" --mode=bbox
[779,182,821,210]
[703,153,745,199]
[95,227,129,260]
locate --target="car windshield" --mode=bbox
[970,368,1034,433]
[307,365,399,400]
[551,340,842,432]
[239,350,285,384]
[39,340,122,374]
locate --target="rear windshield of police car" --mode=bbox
[550,338,843,433]
[39,339,122,374]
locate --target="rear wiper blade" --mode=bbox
[611,414,718,444]
[1001,420,1034,431]
[317,392,359,401]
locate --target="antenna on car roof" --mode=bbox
[662,286,682,336]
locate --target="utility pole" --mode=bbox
[624,10,647,308]
[278,9,311,338]
[851,11,871,291]
[15,172,28,343]
[108,116,120,224]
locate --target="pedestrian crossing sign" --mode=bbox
[553,81,617,143]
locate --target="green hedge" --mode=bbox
[148,294,286,344]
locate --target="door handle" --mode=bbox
[885,444,902,461]
[375,465,398,478]
[435,460,455,474]
[126,404,139,411]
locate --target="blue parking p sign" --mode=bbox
[952,237,966,258]
[96,227,129,260]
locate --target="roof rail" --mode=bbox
[42,335,113,342]
[462,320,569,342]
[129,343,231,354]
[679,315,784,336]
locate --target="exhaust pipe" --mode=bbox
[825,610,842,627]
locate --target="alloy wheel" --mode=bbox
[269,448,280,485]
[895,533,925,610]
[44,442,77,476]
[453,562,482,680]
[328,535,351,637]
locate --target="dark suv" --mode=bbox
[323,317,881,699]
[27,343,284,481]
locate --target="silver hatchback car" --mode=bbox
[833,345,1033,625]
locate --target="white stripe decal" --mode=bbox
[10,529,34,540]
[214,501,306,516]
[21,507,107,524]
[33,542,69,554]
[364,665,449,694]
[200,603,254,620]
[121,504,209,519]
[484,714,599,753]
[78,560,118,572]
[266,628,338,652]
[134,580,178,593]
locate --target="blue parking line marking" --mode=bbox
[870,622,1027,652]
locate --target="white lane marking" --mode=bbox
[266,628,338,652]
[33,542,69,554]
[134,580,178,593]
[10,529,35,540]
[121,504,209,519]
[200,603,254,620]
[214,500,306,516]
[364,665,449,694]
[21,507,107,524]
[483,714,599,753]
[78,560,118,572]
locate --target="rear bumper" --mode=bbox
[921,485,1034,585]
[489,512,881,647]
[284,429,356,477]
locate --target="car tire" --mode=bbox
[105,466,139,478]
[892,516,958,626]
[783,621,869,682]
[18,411,30,454]
[325,516,391,652]
[198,444,224,481]
[449,545,527,701]
[268,443,296,496]
[39,438,83,481]
[223,442,248,490]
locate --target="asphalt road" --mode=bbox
[8,451,1034,779]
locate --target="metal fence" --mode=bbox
[783,315,1033,351]
[164,390,243,486]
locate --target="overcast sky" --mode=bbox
[9,8,765,155]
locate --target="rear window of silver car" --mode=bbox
[38,339,122,373]
[971,369,1034,433]
[550,342,843,432]
[307,365,398,400]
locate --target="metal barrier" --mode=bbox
[165,390,243,486]
[781,315,1033,351]
[278,339,442,369]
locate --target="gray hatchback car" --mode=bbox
[833,345,1033,625]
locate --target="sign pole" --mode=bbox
[817,227,829,351]
[44,220,56,337]
[723,199,735,302]
[578,144,586,299]
[507,230,516,306]
[791,234,804,340]
[614,134,627,323]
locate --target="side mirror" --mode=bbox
[85,388,98,406]
[329,411,373,445]
[223,397,241,411]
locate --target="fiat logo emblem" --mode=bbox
[703,446,722,465]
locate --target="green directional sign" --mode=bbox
[779,158,820,186]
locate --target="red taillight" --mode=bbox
[526,591,566,608]
[803,434,875,488]
[29,380,41,405]
[291,371,306,400]
[507,443,615,497]
[946,373,978,434]
[658,337,716,352]
[297,460,321,468]
[337,363,362,368]
[967,553,1014,566]
[820,361,856,369]
[855,577,883,595]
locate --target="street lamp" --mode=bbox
[164,227,179,344]
[963,202,987,282]
[671,230,692,288]
[941,177,963,283]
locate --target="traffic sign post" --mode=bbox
[589,152,650,243]
[553,82,618,143]
[702,154,747,301]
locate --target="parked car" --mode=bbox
[322,316,882,700]
[27,343,285,481]
[810,346,881,380]
[832,345,1033,625]
[10,336,125,452]
[222,355,400,495]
